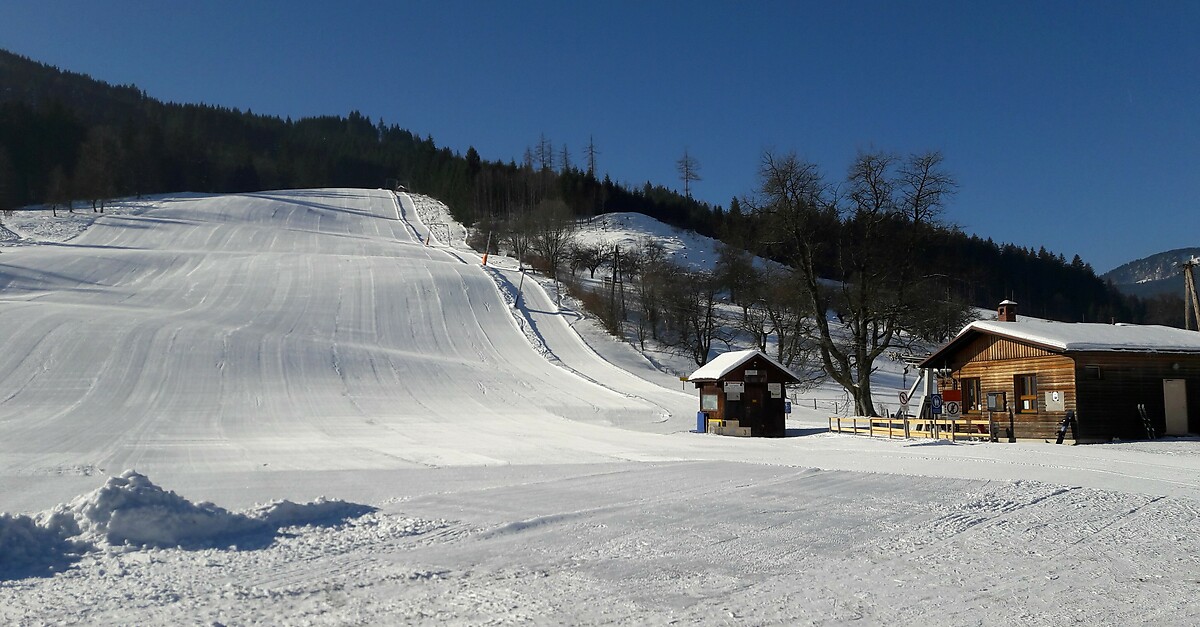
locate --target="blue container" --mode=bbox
[697,411,706,433]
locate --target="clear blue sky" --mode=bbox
[2,1,1197,273]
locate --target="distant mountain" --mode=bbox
[1102,247,1200,298]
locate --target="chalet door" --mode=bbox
[1164,379,1189,436]
[744,387,765,431]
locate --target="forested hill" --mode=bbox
[0,48,1167,326]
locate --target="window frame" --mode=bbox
[1015,374,1038,413]
[961,377,982,413]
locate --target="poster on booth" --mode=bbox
[725,381,744,401]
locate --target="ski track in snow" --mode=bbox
[1,189,1199,625]
[3,464,1198,625]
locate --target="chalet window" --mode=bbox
[701,394,719,411]
[1015,374,1037,413]
[1084,365,1102,381]
[962,378,982,413]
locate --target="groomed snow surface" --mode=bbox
[1,189,1198,625]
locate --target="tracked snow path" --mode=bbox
[0,190,695,487]
[4,189,1200,510]
[4,190,1200,625]
[393,192,699,432]
[4,462,1199,626]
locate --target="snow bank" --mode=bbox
[0,470,375,580]
[56,469,267,548]
[0,513,90,579]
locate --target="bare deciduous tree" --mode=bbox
[530,199,577,299]
[658,268,728,366]
[584,136,599,177]
[570,242,608,279]
[501,208,537,270]
[559,144,572,173]
[536,134,554,172]
[676,149,701,199]
[753,149,955,416]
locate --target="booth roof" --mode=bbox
[687,349,798,382]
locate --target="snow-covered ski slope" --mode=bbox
[3,189,1200,625]
[3,188,1200,504]
[0,189,704,482]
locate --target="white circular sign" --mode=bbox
[945,401,961,417]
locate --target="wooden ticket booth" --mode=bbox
[688,349,799,437]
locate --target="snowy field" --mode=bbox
[1,189,1198,625]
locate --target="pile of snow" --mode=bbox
[0,512,90,580]
[55,470,267,548]
[0,470,376,580]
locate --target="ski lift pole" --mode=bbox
[516,267,526,308]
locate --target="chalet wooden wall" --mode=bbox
[1072,353,1200,439]
[945,350,1076,440]
[958,335,1056,363]
[938,335,1200,440]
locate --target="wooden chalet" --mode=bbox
[688,350,799,437]
[920,301,1200,441]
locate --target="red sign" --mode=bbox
[942,389,962,403]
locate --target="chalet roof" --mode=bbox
[921,317,1200,367]
[687,349,799,383]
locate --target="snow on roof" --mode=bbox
[687,349,797,382]
[965,318,1200,353]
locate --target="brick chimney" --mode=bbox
[998,300,1018,322]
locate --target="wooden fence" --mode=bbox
[827,416,995,441]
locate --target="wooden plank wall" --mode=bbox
[959,335,1057,362]
[1073,352,1200,439]
[942,337,1075,440]
[940,334,1200,440]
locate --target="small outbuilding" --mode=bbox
[920,301,1200,441]
[688,349,799,437]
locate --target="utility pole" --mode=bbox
[1183,257,1200,331]
[609,245,619,316]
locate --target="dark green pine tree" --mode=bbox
[0,147,16,214]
